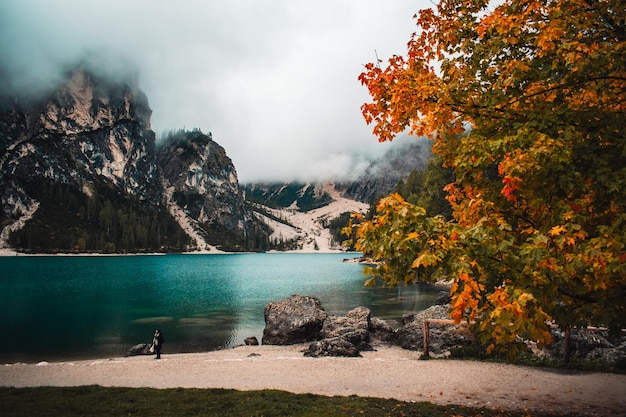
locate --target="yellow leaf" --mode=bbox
[518,292,535,306]
[548,225,566,236]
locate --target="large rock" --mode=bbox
[395,304,449,351]
[543,327,626,364]
[435,290,452,305]
[262,295,328,345]
[304,307,373,357]
[244,336,259,346]
[395,304,473,354]
[585,341,626,364]
[370,316,397,344]
[261,296,475,358]
[303,331,368,357]
[321,306,371,339]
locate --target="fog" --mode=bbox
[0,0,432,182]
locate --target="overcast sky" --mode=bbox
[0,0,431,183]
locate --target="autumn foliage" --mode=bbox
[352,0,626,357]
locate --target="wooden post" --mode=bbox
[564,328,571,364]
[421,319,473,357]
[423,320,430,357]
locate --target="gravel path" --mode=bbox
[1,345,624,416]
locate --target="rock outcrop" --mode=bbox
[244,337,259,346]
[369,316,397,344]
[303,331,369,357]
[542,327,626,364]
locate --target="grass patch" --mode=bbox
[449,344,626,374]
[514,354,626,374]
[0,386,566,417]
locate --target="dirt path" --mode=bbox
[1,345,624,416]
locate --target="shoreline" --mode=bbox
[0,248,361,257]
[1,344,625,416]
[0,344,246,367]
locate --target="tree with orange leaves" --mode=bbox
[350,0,626,358]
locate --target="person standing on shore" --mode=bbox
[152,329,164,359]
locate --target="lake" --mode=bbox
[0,253,443,363]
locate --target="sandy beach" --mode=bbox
[1,344,625,416]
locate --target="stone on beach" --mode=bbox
[262,294,328,345]
[125,343,152,356]
[304,306,374,357]
[261,295,470,358]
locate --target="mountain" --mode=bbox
[1,66,158,198]
[244,140,432,209]
[157,129,269,252]
[242,141,432,251]
[244,182,334,212]
[336,139,432,204]
[0,66,185,253]
[0,66,267,253]
[245,182,369,251]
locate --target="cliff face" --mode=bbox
[157,130,267,251]
[40,68,159,201]
[0,66,187,252]
[1,67,159,203]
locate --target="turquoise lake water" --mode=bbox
[0,253,443,362]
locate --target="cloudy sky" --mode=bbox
[1,0,431,182]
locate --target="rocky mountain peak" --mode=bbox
[158,129,268,251]
[0,66,158,201]
[41,66,151,135]
[158,129,235,195]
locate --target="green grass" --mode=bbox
[0,386,567,417]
